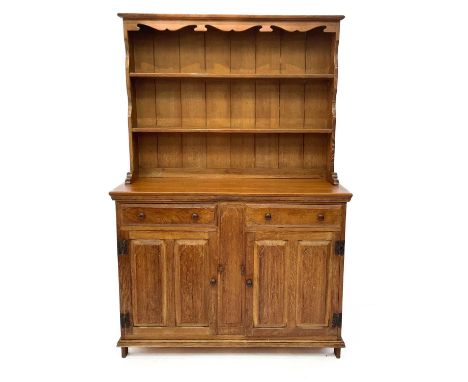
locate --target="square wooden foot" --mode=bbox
[334,348,341,358]
[121,347,128,358]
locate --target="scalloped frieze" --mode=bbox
[125,20,338,33]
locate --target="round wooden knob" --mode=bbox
[317,213,325,221]
[264,213,272,221]
[209,277,217,286]
[246,279,253,287]
[192,213,199,220]
[138,212,145,220]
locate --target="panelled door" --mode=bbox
[245,231,340,337]
[128,231,217,338]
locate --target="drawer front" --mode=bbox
[245,205,341,227]
[121,204,216,226]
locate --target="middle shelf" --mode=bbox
[132,127,332,133]
[130,72,335,79]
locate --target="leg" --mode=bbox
[334,348,341,359]
[121,347,128,358]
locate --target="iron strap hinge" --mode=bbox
[335,240,345,256]
[332,313,342,328]
[117,239,128,256]
[120,312,131,329]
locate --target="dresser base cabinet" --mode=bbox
[110,13,352,358]
[111,198,350,358]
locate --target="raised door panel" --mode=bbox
[253,240,288,328]
[296,240,332,328]
[174,239,210,327]
[131,240,168,326]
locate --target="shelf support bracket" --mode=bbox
[330,172,339,185]
[125,172,134,184]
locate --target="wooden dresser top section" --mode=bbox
[110,178,352,202]
[118,13,344,33]
[113,14,350,198]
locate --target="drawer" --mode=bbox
[245,205,341,227]
[121,204,216,226]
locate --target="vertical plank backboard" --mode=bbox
[157,133,182,168]
[256,31,280,74]
[255,135,279,168]
[305,30,334,74]
[280,81,305,128]
[280,32,306,74]
[134,79,156,128]
[230,134,255,168]
[303,134,328,170]
[206,81,230,128]
[207,134,231,168]
[156,80,181,127]
[132,31,155,72]
[305,81,330,129]
[180,31,205,72]
[231,81,255,129]
[279,134,304,168]
[278,33,306,129]
[138,134,158,169]
[181,80,206,127]
[154,31,180,72]
[205,30,230,73]
[231,31,256,74]
[182,133,207,168]
[256,80,279,128]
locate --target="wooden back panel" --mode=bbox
[133,78,331,131]
[137,133,328,177]
[130,27,334,74]
[130,28,334,132]
[121,17,342,182]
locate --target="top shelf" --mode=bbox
[130,72,334,80]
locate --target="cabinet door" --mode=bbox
[246,231,339,337]
[127,231,216,337]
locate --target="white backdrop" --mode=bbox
[1,0,467,380]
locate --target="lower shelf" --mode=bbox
[117,338,345,348]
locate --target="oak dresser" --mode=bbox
[110,13,352,358]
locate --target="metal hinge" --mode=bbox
[120,312,131,328]
[117,239,128,256]
[335,240,345,256]
[332,313,342,328]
